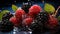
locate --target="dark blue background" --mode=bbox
[0,0,60,10]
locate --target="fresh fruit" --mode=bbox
[9,17,19,26]
[0,12,14,32]
[29,5,42,18]
[22,2,32,13]
[12,4,18,12]
[47,15,58,29]
[30,21,43,34]
[23,17,33,26]
[30,12,49,34]
[0,10,10,20]
[30,22,40,30]
[15,9,25,20]
[0,20,13,32]
[2,12,13,21]
[36,12,49,24]
[44,3,55,14]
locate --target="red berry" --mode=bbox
[23,17,33,26]
[9,17,19,26]
[48,15,58,29]
[29,5,42,17]
[15,9,25,20]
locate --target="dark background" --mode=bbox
[0,0,60,7]
[0,0,60,10]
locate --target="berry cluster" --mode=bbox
[0,12,14,32]
[0,2,59,34]
[9,4,42,32]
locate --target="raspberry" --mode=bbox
[15,9,25,20]
[47,15,58,29]
[9,17,20,26]
[23,17,33,26]
[29,5,42,18]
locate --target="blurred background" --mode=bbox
[0,0,60,10]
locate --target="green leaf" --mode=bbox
[12,4,18,12]
[0,12,3,21]
[57,16,60,21]
[0,10,10,20]
[44,3,55,14]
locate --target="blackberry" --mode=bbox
[36,11,49,31]
[0,20,14,32]
[0,12,14,32]
[30,12,49,34]
[30,23,42,34]
[22,2,32,13]
[36,11,49,24]
[2,12,13,21]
